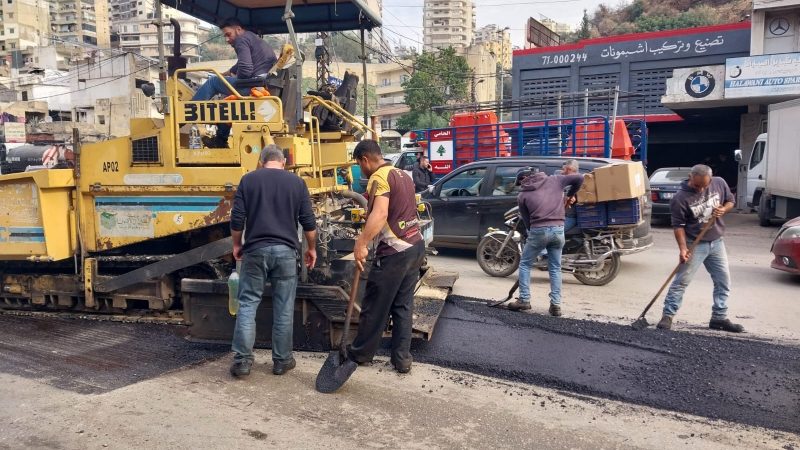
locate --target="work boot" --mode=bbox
[272,358,296,375]
[506,300,531,311]
[391,357,412,374]
[202,135,229,149]
[656,315,673,330]
[230,360,252,378]
[709,318,745,333]
[548,304,562,317]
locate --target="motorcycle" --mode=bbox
[476,206,650,286]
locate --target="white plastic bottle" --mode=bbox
[228,262,240,316]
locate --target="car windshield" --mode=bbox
[650,168,690,183]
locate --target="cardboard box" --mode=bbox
[594,161,646,202]
[576,173,598,204]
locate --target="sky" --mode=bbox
[381,0,616,50]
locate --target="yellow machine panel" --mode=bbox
[0,170,76,261]
[274,136,312,167]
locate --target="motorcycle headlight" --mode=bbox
[777,226,800,240]
[504,218,516,227]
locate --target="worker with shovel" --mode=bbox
[317,139,425,393]
[656,164,744,333]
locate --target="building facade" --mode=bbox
[511,22,751,187]
[49,0,111,48]
[660,1,800,205]
[0,0,51,63]
[423,0,475,54]
[474,24,511,71]
[375,61,412,131]
[540,18,572,36]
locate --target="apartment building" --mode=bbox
[540,18,572,36]
[375,60,412,131]
[423,0,475,54]
[49,0,111,48]
[111,3,200,62]
[0,0,51,61]
[474,24,511,71]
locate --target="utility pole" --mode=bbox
[495,27,509,118]
[154,0,168,113]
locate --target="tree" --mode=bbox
[198,27,236,61]
[396,110,448,132]
[397,48,470,130]
[577,10,592,40]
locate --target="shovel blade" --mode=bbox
[630,317,650,331]
[315,350,357,393]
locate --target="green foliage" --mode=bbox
[198,27,236,61]
[578,0,748,40]
[399,47,470,125]
[396,110,448,132]
[634,9,717,32]
[578,10,592,40]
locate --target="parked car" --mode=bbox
[358,150,420,191]
[648,167,691,224]
[420,156,654,250]
[770,216,800,275]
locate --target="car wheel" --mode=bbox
[758,194,772,227]
[573,253,621,286]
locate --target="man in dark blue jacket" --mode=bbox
[509,169,582,316]
[229,145,317,378]
[193,18,277,148]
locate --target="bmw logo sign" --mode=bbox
[685,70,716,98]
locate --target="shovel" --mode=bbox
[488,279,520,308]
[631,217,716,330]
[315,267,362,393]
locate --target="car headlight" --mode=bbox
[777,226,800,240]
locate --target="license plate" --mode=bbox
[660,192,674,199]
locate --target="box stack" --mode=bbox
[575,161,646,228]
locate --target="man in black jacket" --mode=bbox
[411,155,435,193]
[229,145,317,378]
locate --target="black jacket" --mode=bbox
[411,163,435,192]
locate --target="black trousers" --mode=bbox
[349,241,425,368]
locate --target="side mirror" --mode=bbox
[734,149,742,163]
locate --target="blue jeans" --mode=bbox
[662,238,730,320]
[232,244,298,364]
[192,75,239,141]
[518,226,565,305]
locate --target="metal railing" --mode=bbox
[415,115,648,171]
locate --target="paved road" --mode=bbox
[412,296,800,434]
[429,213,800,344]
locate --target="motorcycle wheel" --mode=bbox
[573,253,621,286]
[476,235,520,277]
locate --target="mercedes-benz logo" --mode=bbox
[769,17,790,36]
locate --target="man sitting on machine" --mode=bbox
[193,17,277,148]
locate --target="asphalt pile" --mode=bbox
[411,296,800,434]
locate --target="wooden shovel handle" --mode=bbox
[638,217,716,319]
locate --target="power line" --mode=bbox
[363,29,505,78]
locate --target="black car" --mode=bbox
[420,156,654,249]
[648,167,691,224]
